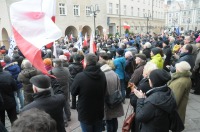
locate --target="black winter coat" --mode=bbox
[68,62,83,79]
[136,85,177,132]
[0,71,17,109]
[22,90,66,132]
[163,45,172,67]
[71,65,107,124]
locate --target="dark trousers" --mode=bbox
[194,74,200,94]
[71,95,76,108]
[80,120,102,132]
[106,118,118,132]
[0,107,17,126]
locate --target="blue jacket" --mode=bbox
[114,57,126,79]
[4,62,22,89]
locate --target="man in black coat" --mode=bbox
[21,75,66,132]
[162,40,172,71]
[71,53,107,132]
[0,63,17,126]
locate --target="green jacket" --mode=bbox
[150,54,164,69]
[168,71,192,123]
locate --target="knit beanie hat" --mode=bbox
[175,61,191,72]
[151,48,161,55]
[136,53,146,60]
[163,40,169,45]
[116,48,124,56]
[149,69,171,87]
[43,58,52,66]
[59,55,67,61]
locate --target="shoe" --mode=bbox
[67,118,71,121]
[65,123,68,127]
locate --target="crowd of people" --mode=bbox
[0,30,200,132]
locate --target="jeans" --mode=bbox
[120,79,126,100]
[106,118,118,132]
[80,120,103,132]
[14,88,24,113]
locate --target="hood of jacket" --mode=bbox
[100,64,112,72]
[151,54,163,62]
[83,65,103,80]
[168,71,192,85]
[145,85,177,113]
[3,62,20,75]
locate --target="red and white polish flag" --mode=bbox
[10,0,62,74]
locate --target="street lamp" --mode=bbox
[144,13,151,34]
[187,18,191,32]
[90,4,100,39]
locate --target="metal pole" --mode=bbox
[94,13,96,38]
[119,0,121,37]
[147,17,148,33]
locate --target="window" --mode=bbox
[116,4,119,15]
[59,3,66,15]
[138,8,140,16]
[143,0,145,4]
[143,9,145,14]
[131,7,134,16]
[176,13,178,17]
[148,0,150,5]
[124,5,126,15]
[169,13,171,17]
[188,11,191,15]
[86,6,91,16]
[184,11,186,16]
[109,3,113,14]
[73,5,80,16]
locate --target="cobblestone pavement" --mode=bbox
[6,93,200,132]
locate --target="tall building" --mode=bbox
[165,0,200,32]
[0,0,166,49]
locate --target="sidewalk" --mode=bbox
[66,93,200,132]
[5,93,200,132]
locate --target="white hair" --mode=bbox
[21,59,32,69]
[175,61,191,72]
[125,51,133,58]
[144,42,151,48]
[143,62,158,76]
[169,36,175,43]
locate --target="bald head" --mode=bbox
[184,36,191,44]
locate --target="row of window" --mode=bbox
[109,3,164,19]
[59,3,91,16]
[130,0,163,7]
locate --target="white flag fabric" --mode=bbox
[89,33,94,53]
[8,36,16,57]
[10,0,61,74]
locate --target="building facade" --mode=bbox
[165,0,200,33]
[107,0,165,36]
[0,0,166,49]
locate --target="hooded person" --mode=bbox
[71,53,107,131]
[150,47,164,69]
[132,69,177,132]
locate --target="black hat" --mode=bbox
[73,54,81,62]
[151,48,161,55]
[163,40,169,45]
[30,75,51,89]
[149,69,171,87]
[136,53,146,60]
[116,48,124,56]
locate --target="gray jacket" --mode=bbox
[101,64,124,120]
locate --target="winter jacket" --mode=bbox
[150,54,164,69]
[0,71,17,109]
[68,62,83,79]
[114,57,126,79]
[168,71,192,123]
[22,90,66,132]
[163,45,172,68]
[50,67,71,97]
[3,62,22,89]
[176,52,195,71]
[125,56,136,81]
[18,67,40,105]
[136,85,177,132]
[142,48,151,60]
[100,64,124,120]
[71,65,107,124]
[129,62,146,85]
[193,48,200,73]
